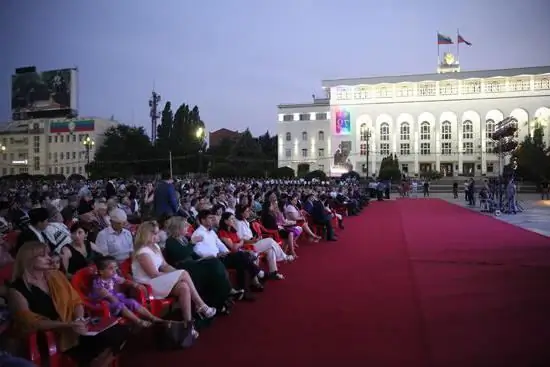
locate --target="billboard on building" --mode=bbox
[333,107,351,135]
[11,68,78,120]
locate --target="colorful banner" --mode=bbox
[50,119,94,133]
[333,108,351,135]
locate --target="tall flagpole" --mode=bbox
[456,28,460,64]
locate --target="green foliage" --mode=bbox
[419,171,443,180]
[87,125,155,178]
[341,171,361,181]
[304,170,327,181]
[513,122,550,181]
[378,153,401,182]
[297,163,311,177]
[272,166,295,178]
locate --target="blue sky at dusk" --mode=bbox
[1,0,549,137]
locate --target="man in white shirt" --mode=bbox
[95,209,133,262]
[192,209,263,293]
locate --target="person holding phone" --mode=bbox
[7,241,129,367]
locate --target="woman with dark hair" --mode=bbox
[261,200,300,258]
[60,223,103,276]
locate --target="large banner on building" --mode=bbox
[11,68,77,120]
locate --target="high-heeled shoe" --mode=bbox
[196,305,217,319]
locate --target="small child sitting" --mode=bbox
[90,256,163,327]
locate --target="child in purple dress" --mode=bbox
[90,256,164,327]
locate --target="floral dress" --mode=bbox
[89,274,140,316]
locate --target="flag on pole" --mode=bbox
[457,34,472,46]
[437,33,453,45]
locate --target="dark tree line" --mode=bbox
[87,101,281,178]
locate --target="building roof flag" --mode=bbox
[437,33,453,45]
[458,34,472,46]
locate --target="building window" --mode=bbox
[33,136,40,154]
[400,122,410,141]
[54,136,58,143]
[441,121,452,140]
[318,148,324,157]
[285,132,291,141]
[400,143,410,155]
[78,166,83,173]
[401,164,409,174]
[439,82,458,95]
[72,152,76,160]
[487,162,494,173]
[462,120,473,139]
[511,79,530,92]
[420,122,430,140]
[318,131,324,141]
[379,143,390,156]
[315,113,327,120]
[534,78,550,90]
[59,152,63,160]
[463,80,481,94]
[441,142,452,155]
[486,119,495,152]
[48,136,52,143]
[60,135,64,143]
[360,124,369,141]
[65,152,70,160]
[299,113,310,121]
[72,134,76,142]
[375,86,391,98]
[420,143,431,155]
[418,82,436,96]
[285,149,291,158]
[485,80,503,93]
[33,157,40,171]
[283,115,293,122]
[396,85,413,97]
[301,148,308,158]
[380,123,390,141]
[463,142,474,154]
[302,131,308,141]
[355,86,369,99]
[360,143,367,156]
[48,167,52,174]
[318,164,325,171]
[72,166,76,173]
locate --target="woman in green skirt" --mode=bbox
[163,216,243,314]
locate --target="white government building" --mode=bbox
[277,59,550,177]
[0,117,118,177]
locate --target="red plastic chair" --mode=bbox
[70,266,111,318]
[118,258,175,317]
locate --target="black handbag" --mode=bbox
[155,322,195,350]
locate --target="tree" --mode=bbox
[378,153,401,182]
[272,166,295,178]
[155,102,206,174]
[257,131,277,172]
[514,121,550,181]
[88,125,155,178]
[228,129,265,175]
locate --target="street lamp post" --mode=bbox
[196,127,205,173]
[83,136,95,174]
[365,129,372,178]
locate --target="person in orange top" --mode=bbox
[218,212,285,280]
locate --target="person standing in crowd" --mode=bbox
[105,180,117,200]
[154,172,179,219]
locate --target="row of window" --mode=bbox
[48,134,90,144]
[334,77,550,101]
[286,142,487,159]
[284,120,498,144]
[0,165,85,177]
[282,112,328,122]
[48,151,91,161]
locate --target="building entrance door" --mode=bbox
[419,163,432,173]
[463,163,475,176]
[440,163,454,177]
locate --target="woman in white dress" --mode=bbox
[131,221,216,340]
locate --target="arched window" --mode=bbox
[318,130,324,141]
[380,123,390,141]
[302,131,308,141]
[400,122,410,141]
[462,120,473,139]
[360,123,368,141]
[285,132,291,141]
[486,119,495,151]
[441,121,452,140]
[420,121,430,140]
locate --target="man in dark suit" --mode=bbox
[154,172,180,219]
[15,207,54,254]
[303,194,336,241]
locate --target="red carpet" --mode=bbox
[122,199,550,366]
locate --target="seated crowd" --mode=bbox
[0,175,367,366]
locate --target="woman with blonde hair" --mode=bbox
[131,221,216,344]
[164,217,244,312]
[7,241,129,366]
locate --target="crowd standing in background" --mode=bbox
[0,174,368,366]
